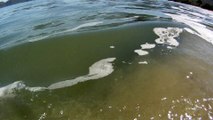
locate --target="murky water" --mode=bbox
[1,0,213,119]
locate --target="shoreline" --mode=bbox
[169,0,213,10]
[0,0,31,8]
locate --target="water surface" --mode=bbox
[1,0,213,119]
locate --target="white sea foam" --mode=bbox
[166,13,213,45]
[0,58,116,97]
[184,28,196,35]
[48,57,116,89]
[138,61,148,64]
[110,46,115,49]
[28,35,49,42]
[38,112,47,120]
[167,46,173,49]
[153,27,183,47]
[134,49,149,56]
[0,81,45,98]
[66,21,103,32]
[140,43,156,49]
[0,81,25,97]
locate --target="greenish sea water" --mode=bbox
[1,0,213,119]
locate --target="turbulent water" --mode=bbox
[1,0,213,119]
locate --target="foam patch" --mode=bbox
[134,49,149,56]
[153,27,183,47]
[138,61,148,64]
[140,43,156,49]
[0,81,45,98]
[48,57,116,89]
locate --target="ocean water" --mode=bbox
[1,0,213,119]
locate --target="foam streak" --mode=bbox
[0,57,116,98]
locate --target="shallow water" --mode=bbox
[1,0,213,120]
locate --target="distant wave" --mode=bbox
[0,0,9,3]
[28,21,103,42]
[64,21,103,32]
